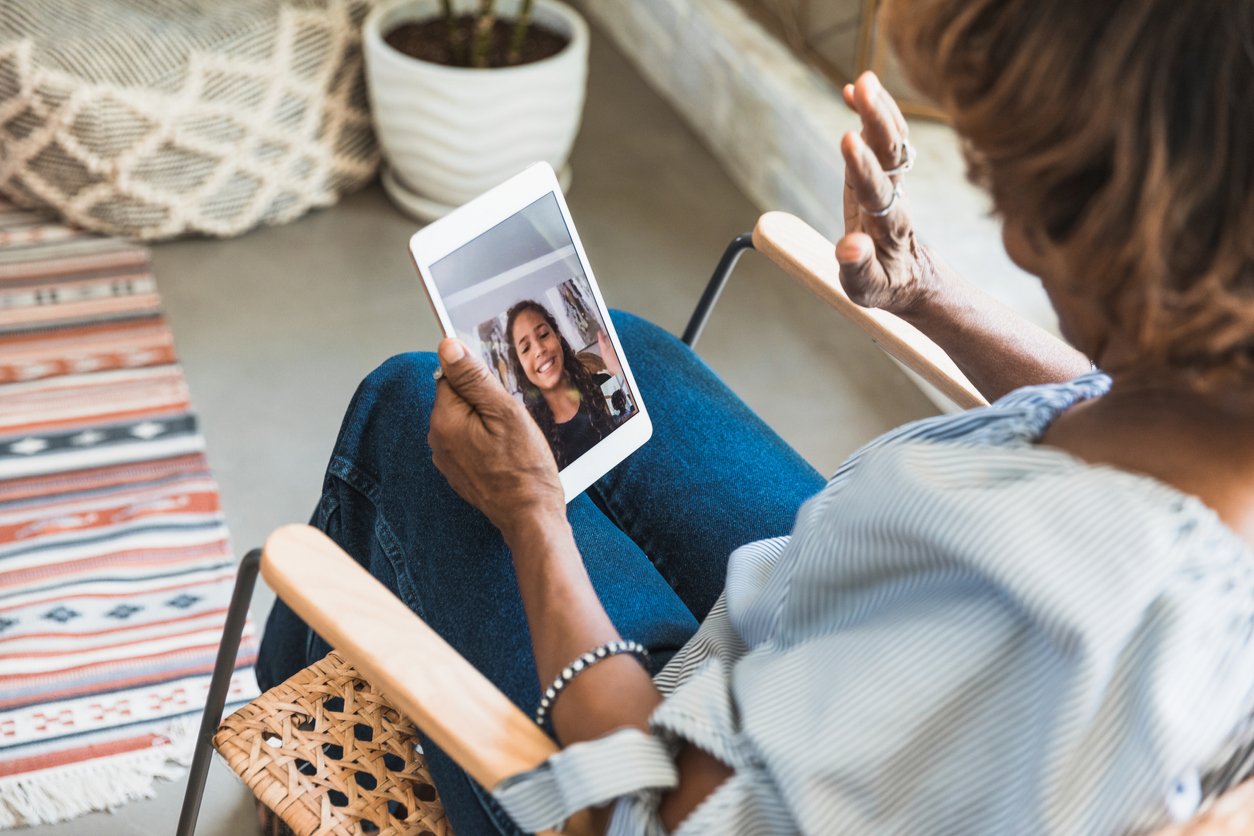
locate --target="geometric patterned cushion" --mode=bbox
[0,0,379,241]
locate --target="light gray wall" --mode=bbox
[429,193,573,297]
[444,250,586,336]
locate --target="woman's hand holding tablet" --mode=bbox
[409,162,652,503]
[427,337,565,535]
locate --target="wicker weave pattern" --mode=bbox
[214,651,450,836]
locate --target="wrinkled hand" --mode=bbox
[838,72,941,318]
[429,339,564,534]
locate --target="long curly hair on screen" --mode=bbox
[505,300,614,461]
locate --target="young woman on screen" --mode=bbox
[505,299,630,468]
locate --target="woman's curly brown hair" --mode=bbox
[505,300,614,467]
[883,0,1254,387]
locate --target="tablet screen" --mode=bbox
[429,193,639,470]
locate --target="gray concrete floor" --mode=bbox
[22,22,940,836]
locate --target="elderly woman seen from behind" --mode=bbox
[257,0,1254,833]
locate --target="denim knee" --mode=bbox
[350,352,438,424]
[330,353,437,474]
[610,309,671,349]
[609,308,705,363]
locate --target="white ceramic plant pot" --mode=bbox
[363,0,588,220]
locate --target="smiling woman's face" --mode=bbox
[511,308,566,392]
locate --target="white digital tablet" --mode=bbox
[408,162,652,503]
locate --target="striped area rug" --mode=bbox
[0,202,259,827]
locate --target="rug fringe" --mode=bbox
[0,716,199,829]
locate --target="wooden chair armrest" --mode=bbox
[752,211,988,410]
[261,524,593,835]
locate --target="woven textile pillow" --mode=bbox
[0,0,380,241]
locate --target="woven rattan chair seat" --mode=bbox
[214,651,451,836]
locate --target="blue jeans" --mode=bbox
[256,311,824,834]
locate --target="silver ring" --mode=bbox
[432,366,444,382]
[861,184,902,218]
[883,140,915,177]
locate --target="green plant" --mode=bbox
[440,0,535,68]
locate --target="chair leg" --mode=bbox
[681,233,755,349]
[175,548,262,836]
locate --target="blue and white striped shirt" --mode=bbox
[495,373,1254,834]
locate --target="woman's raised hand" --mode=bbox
[596,330,623,378]
[429,339,565,535]
[838,72,940,317]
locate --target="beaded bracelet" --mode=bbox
[534,639,650,728]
